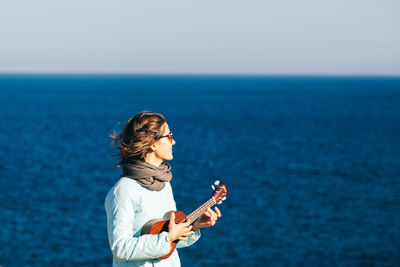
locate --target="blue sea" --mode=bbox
[0,75,399,266]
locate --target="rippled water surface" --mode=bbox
[0,75,399,266]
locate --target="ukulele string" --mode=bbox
[186,198,216,223]
[187,198,213,222]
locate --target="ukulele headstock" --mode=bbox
[211,180,228,204]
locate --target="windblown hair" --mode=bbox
[112,111,166,165]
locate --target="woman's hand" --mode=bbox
[168,212,194,242]
[192,207,221,231]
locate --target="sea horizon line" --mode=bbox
[1,72,400,79]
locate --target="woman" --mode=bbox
[105,112,221,267]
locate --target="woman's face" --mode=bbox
[154,123,176,162]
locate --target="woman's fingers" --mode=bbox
[169,212,175,225]
[215,207,221,218]
[210,207,221,221]
[168,212,195,241]
[183,207,222,233]
[206,208,218,222]
[182,231,194,236]
[179,231,194,240]
[178,229,194,240]
[203,207,221,226]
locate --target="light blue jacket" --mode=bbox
[105,178,200,267]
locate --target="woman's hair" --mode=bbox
[112,111,166,165]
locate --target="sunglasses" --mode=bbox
[157,132,174,143]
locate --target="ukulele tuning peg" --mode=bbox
[211,185,216,191]
[217,201,223,204]
[222,196,226,201]
[214,180,220,186]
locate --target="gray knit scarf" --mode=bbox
[121,159,172,191]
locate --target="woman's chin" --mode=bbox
[163,155,173,162]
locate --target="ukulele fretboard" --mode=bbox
[186,197,216,223]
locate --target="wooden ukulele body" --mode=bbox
[140,211,187,259]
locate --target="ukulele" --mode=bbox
[140,180,228,259]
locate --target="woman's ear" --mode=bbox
[150,142,157,152]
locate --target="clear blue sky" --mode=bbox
[1,0,399,75]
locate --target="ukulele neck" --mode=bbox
[186,197,216,223]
